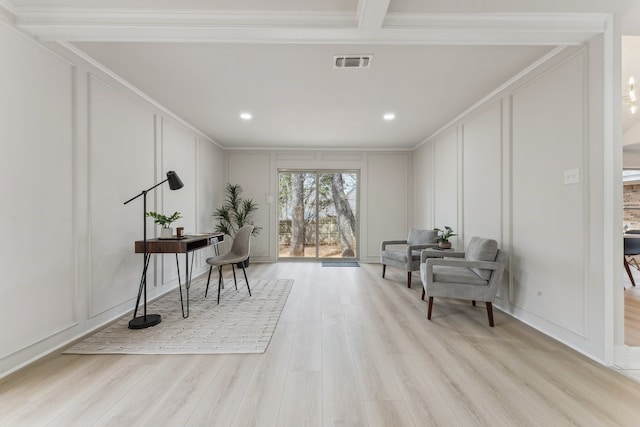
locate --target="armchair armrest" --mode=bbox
[425,258,504,279]
[381,239,407,250]
[420,249,465,263]
[407,243,439,259]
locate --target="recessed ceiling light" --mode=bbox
[240,112,252,120]
[383,113,395,121]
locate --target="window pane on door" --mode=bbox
[279,172,317,258]
[318,172,358,258]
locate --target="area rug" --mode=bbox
[322,261,360,267]
[65,278,293,355]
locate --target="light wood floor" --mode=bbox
[625,287,640,346]
[3,262,640,426]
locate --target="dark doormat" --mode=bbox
[322,261,360,267]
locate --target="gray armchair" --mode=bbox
[381,229,439,288]
[419,236,506,327]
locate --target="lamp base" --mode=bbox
[128,314,161,329]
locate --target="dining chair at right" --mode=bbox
[624,231,640,287]
[205,225,254,303]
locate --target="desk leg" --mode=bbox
[175,252,197,318]
[185,251,195,315]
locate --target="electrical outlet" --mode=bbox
[564,169,580,185]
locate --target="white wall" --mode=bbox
[0,21,224,378]
[227,152,273,258]
[624,122,640,146]
[414,42,611,362]
[624,148,640,167]
[433,129,460,248]
[1,21,75,367]
[221,151,412,263]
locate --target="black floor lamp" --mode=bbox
[124,170,184,329]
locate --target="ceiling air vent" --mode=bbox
[334,55,372,69]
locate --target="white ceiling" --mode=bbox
[2,0,639,149]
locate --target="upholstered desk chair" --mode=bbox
[420,236,506,327]
[205,225,253,303]
[380,229,439,288]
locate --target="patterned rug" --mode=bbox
[65,278,294,355]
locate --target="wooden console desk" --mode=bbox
[134,233,224,318]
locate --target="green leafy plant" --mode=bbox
[434,226,457,243]
[213,183,261,237]
[146,211,182,228]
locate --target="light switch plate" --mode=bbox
[564,168,580,185]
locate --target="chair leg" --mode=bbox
[231,264,238,290]
[407,272,411,288]
[217,265,223,304]
[427,296,434,320]
[472,300,476,306]
[241,265,251,296]
[486,302,494,327]
[421,288,425,300]
[205,266,213,297]
[625,257,637,287]
[382,264,386,278]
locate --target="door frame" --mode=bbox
[276,168,360,262]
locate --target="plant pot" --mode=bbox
[438,241,452,249]
[160,227,173,238]
[237,257,249,268]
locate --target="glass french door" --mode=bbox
[278,170,359,260]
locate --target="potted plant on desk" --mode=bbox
[434,226,457,249]
[147,211,182,239]
[213,183,261,267]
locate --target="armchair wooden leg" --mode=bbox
[407,272,411,288]
[427,297,434,320]
[486,302,494,327]
[382,264,386,278]
[421,288,425,300]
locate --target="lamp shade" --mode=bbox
[166,171,184,190]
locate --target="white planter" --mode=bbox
[160,227,173,238]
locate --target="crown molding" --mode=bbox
[53,41,222,148]
[385,12,608,32]
[13,8,609,45]
[415,45,571,149]
[0,0,17,24]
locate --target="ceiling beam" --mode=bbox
[14,8,608,45]
[357,0,391,31]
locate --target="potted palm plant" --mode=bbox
[434,226,457,249]
[147,211,182,238]
[213,183,261,266]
